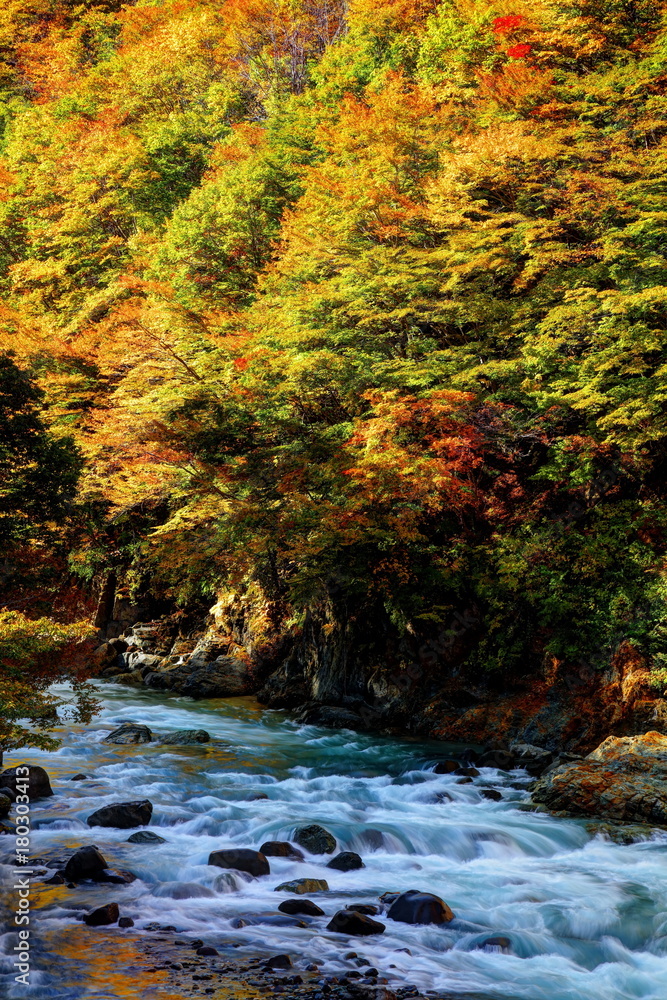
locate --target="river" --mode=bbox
[2,681,667,1000]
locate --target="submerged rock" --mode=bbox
[103,723,152,745]
[387,890,454,925]
[274,878,329,894]
[84,902,119,926]
[327,851,365,872]
[0,765,53,800]
[159,729,210,745]
[213,871,255,892]
[154,882,216,900]
[293,824,337,854]
[278,898,325,916]
[327,910,386,936]
[532,731,667,825]
[87,799,153,829]
[127,830,166,844]
[208,848,270,876]
[260,840,305,861]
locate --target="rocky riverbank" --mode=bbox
[90,594,667,756]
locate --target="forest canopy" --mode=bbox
[1,0,667,682]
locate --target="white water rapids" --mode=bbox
[2,682,667,999]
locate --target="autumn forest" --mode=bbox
[3,0,667,747]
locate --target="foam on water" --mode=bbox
[2,682,667,999]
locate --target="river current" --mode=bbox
[2,681,667,1000]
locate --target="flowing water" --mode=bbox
[2,682,667,1000]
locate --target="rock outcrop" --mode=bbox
[532,731,667,825]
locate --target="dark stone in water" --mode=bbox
[478,936,511,952]
[84,902,119,926]
[96,868,137,884]
[348,904,379,916]
[43,873,65,885]
[481,789,503,801]
[248,792,269,801]
[327,851,365,872]
[278,898,325,916]
[127,830,166,844]
[118,917,134,928]
[71,774,88,781]
[378,892,400,905]
[154,882,215,899]
[327,910,385,936]
[87,799,153,829]
[387,890,454,925]
[196,946,218,956]
[160,729,210,745]
[434,760,459,774]
[260,840,305,861]
[457,777,473,784]
[263,955,292,970]
[294,824,337,854]
[478,750,515,770]
[0,765,53,800]
[103,723,152,745]
[454,767,480,777]
[208,848,270,877]
[64,846,108,881]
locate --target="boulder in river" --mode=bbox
[387,890,454,925]
[263,955,292,970]
[293,824,337,854]
[84,902,119,927]
[0,765,53,800]
[0,793,11,819]
[274,878,329,894]
[327,910,386,936]
[213,871,255,893]
[208,848,270,877]
[70,774,88,781]
[348,903,380,915]
[260,840,305,861]
[87,799,153,829]
[170,656,255,699]
[103,723,152,745]
[154,882,216,900]
[127,830,166,844]
[64,846,108,881]
[510,742,554,776]
[159,729,210,745]
[327,851,365,872]
[532,731,667,824]
[434,760,459,774]
[278,898,325,916]
[118,917,134,928]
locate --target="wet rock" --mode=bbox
[359,829,385,850]
[260,841,305,861]
[454,766,480,777]
[457,777,473,784]
[64,845,108,881]
[159,729,211,745]
[208,848,270,877]
[274,878,329,894]
[112,670,145,686]
[387,890,454,925]
[84,902,119,926]
[127,830,166,844]
[43,873,65,885]
[213,871,255,892]
[480,789,503,801]
[171,656,255,699]
[378,892,400,905]
[433,760,459,774]
[0,765,53,800]
[103,723,152,745]
[348,904,380,915]
[248,792,269,801]
[263,955,292,970]
[96,869,137,884]
[118,917,134,928]
[154,882,216,900]
[510,742,553,776]
[478,936,511,952]
[278,899,325,916]
[327,910,386,936]
[294,824,337,854]
[533,731,667,824]
[196,946,219,956]
[327,852,365,872]
[70,774,89,781]
[0,793,11,818]
[297,705,364,729]
[87,799,153,829]
[477,749,515,770]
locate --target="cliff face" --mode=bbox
[96,588,667,756]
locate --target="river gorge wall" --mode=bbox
[91,584,667,755]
